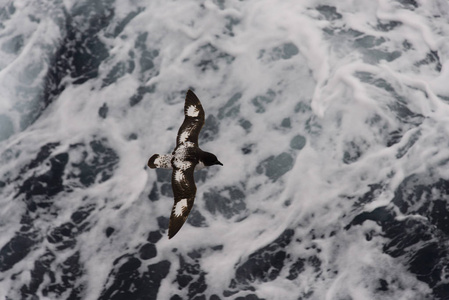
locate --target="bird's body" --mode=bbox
[148,90,222,239]
[149,153,206,171]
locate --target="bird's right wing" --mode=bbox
[168,162,197,239]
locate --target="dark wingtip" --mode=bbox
[185,89,201,105]
[168,221,182,239]
[148,154,159,169]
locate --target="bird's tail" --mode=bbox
[147,154,173,169]
[147,154,159,168]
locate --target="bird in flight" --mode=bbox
[148,90,223,239]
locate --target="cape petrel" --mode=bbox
[148,90,223,239]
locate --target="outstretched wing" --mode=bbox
[175,90,205,147]
[168,162,197,239]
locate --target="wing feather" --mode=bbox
[175,90,205,147]
[168,163,196,239]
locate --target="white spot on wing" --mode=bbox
[174,198,188,217]
[187,105,199,117]
[174,169,184,182]
[179,131,190,143]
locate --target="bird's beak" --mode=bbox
[217,161,223,166]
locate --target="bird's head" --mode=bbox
[202,151,223,167]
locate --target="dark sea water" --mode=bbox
[1,1,449,299]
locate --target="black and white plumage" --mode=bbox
[148,90,223,239]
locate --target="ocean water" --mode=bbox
[1,0,449,299]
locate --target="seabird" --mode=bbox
[148,90,223,239]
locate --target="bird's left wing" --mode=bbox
[168,162,197,239]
